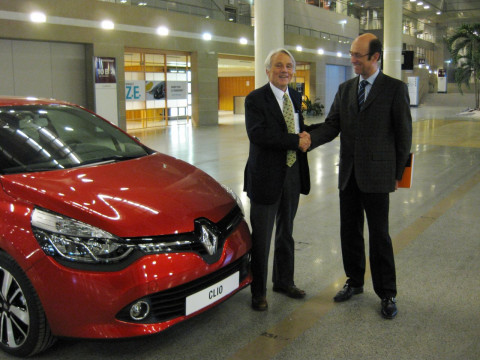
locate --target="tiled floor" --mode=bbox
[17,92,480,360]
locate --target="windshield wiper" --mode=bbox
[76,154,145,167]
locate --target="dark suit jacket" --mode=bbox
[310,72,412,193]
[244,83,310,205]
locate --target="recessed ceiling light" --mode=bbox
[156,26,169,36]
[337,52,342,57]
[436,11,441,15]
[417,1,423,5]
[239,37,248,45]
[30,11,46,23]
[317,48,324,55]
[424,4,430,9]
[296,45,303,51]
[101,20,114,30]
[202,32,212,40]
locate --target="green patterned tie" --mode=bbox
[283,93,296,167]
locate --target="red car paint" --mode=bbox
[0,97,251,353]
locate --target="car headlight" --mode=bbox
[31,208,133,264]
[221,184,244,216]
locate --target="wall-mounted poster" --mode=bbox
[146,81,165,100]
[94,57,118,125]
[167,81,187,100]
[126,81,188,102]
[126,81,146,101]
[95,57,117,84]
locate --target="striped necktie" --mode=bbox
[283,93,296,167]
[358,79,368,107]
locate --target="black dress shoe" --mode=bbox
[333,283,364,302]
[251,296,268,311]
[272,285,306,299]
[381,297,398,319]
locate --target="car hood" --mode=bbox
[0,153,236,237]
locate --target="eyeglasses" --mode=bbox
[349,51,370,59]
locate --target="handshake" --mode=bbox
[297,131,311,153]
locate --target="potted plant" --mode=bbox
[446,23,480,109]
[302,95,324,117]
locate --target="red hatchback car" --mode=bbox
[0,97,252,357]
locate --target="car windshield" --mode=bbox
[0,104,152,174]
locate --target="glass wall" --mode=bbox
[124,49,191,130]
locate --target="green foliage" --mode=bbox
[302,96,324,116]
[446,23,480,109]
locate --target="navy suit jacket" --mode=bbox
[310,72,412,193]
[244,83,310,205]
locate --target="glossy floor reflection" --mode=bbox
[16,92,480,360]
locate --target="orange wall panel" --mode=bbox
[218,76,255,111]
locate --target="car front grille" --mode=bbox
[116,253,250,323]
[127,205,244,264]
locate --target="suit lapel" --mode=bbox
[264,85,285,122]
[362,72,386,110]
[351,77,361,113]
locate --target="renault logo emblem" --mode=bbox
[200,224,218,255]
[195,218,219,256]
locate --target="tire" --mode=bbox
[0,252,56,357]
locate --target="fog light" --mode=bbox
[129,300,150,321]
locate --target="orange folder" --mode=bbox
[398,153,414,188]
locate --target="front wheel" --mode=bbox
[0,252,56,357]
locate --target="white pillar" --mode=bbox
[383,0,402,80]
[336,0,347,16]
[254,0,284,88]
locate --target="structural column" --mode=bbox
[191,50,219,126]
[254,0,284,88]
[383,0,402,80]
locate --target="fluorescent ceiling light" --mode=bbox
[202,32,212,40]
[239,37,248,45]
[317,48,324,55]
[296,45,302,51]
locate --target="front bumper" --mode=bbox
[26,220,252,338]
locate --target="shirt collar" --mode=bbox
[269,82,289,102]
[360,68,380,86]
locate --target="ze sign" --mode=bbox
[125,81,146,101]
[126,81,187,101]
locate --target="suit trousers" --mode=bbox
[339,174,397,299]
[249,161,301,297]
